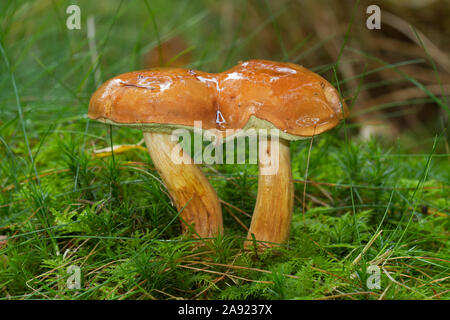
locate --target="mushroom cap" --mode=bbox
[88,60,348,139]
[88,68,218,131]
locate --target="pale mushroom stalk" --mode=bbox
[247,137,294,248]
[143,131,223,238]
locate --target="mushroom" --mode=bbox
[88,68,223,238]
[216,60,348,248]
[88,60,347,247]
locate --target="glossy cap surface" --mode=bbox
[88,60,347,138]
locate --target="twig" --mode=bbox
[352,230,383,266]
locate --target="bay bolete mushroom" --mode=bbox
[88,59,347,247]
[215,60,348,248]
[88,68,224,238]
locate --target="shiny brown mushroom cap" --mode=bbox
[88,60,347,139]
[88,68,218,131]
[216,60,348,138]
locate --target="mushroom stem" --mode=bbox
[247,138,294,248]
[143,131,223,238]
